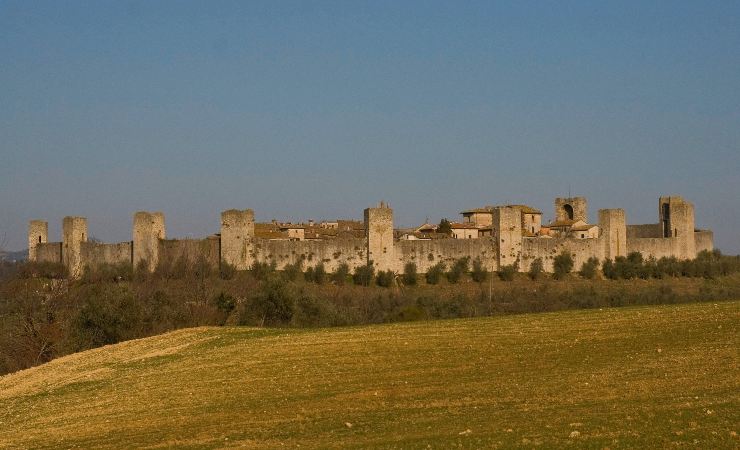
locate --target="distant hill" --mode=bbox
[0,249,27,262]
[0,302,737,448]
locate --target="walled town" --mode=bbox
[28,196,713,279]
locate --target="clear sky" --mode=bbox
[1,1,739,253]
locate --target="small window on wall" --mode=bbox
[38,236,42,243]
[581,234,585,238]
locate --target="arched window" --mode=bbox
[564,204,574,220]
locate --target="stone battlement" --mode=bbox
[29,196,713,278]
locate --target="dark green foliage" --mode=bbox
[497,264,517,281]
[214,292,236,314]
[251,261,276,281]
[601,250,740,280]
[446,257,470,283]
[376,270,395,288]
[579,257,600,279]
[70,285,142,350]
[528,258,544,280]
[304,263,326,284]
[332,263,350,285]
[471,258,488,283]
[402,262,418,286]
[553,251,574,280]
[437,218,452,235]
[282,260,303,282]
[248,276,295,326]
[353,263,375,286]
[425,262,445,285]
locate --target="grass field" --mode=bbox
[1,301,738,449]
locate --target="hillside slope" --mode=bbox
[1,302,738,449]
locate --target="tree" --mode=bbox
[578,257,600,279]
[471,258,488,283]
[437,218,452,236]
[402,262,418,286]
[528,258,544,280]
[553,251,574,280]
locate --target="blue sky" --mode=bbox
[1,1,739,252]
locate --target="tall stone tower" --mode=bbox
[62,216,88,278]
[28,220,48,262]
[659,196,695,259]
[598,209,627,260]
[220,209,254,270]
[555,197,588,222]
[492,206,522,269]
[364,202,394,272]
[133,211,165,272]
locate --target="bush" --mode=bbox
[332,263,350,285]
[425,262,445,285]
[17,261,68,279]
[528,258,544,280]
[251,261,276,281]
[82,263,132,283]
[248,276,296,326]
[471,258,488,283]
[376,270,395,288]
[353,263,375,286]
[282,260,303,282]
[402,262,418,286]
[579,257,600,279]
[446,257,470,283]
[553,251,574,280]
[497,264,517,281]
[304,263,326,284]
[219,262,236,280]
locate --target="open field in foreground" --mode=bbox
[1,301,738,449]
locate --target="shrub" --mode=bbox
[376,270,395,288]
[82,263,132,283]
[446,257,470,283]
[251,261,276,280]
[471,258,488,283]
[528,258,544,280]
[304,263,326,284]
[282,260,303,282]
[425,262,445,285]
[402,262,418,286]
[602,258,616,279]
[249,276,296,326]
[553,251,574,280]
[332,263,350,285]
[17,261,68,279]
[579,257,600,279]
[214,292,236,314]
[497,264,517,281]
[219,262,236,280]
[353,263,375,286]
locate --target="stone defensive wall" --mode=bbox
[28,196,713,279]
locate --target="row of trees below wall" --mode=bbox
[1,250,739,376]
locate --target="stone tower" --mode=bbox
[492,206,522,269]
[659,196,695,259]
[220,209,255,270]
[62,216,88,278]
[364,202,394,272]
[555,197,588,222]
[28,220,48,262]
[133,211,165,272]
[598,208,627,260]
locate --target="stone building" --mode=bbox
[29,195,713,279]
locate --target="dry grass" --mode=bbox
[1,301,738,449]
